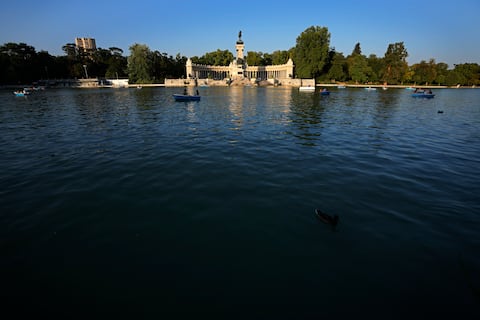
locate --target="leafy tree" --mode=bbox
[434,62,449,85]
[127,43,154,83]
[367,54,384,83]
[382,42,408,84]
[453,63,480,86]
[326,51,347,82]
[293,26,331,78]
[0,42,38,83]
[193,49,233,66]
[246,51,263,66]
[411,59,437,85]
[346,43,372,83]
[445,70,465,86]
[62,43,78,60]
[271,50,290,65]
[347,54,372,83]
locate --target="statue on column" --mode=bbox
[238,30,242,41]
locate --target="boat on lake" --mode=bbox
[411,89,435,98]
[13,90,29,96]
[411,92,435,98]
[320,89,330,95]
[299,86,315,92]
[173,94,201,101]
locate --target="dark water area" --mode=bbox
[1,86,479,318]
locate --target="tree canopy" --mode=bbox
[293,26,331,79]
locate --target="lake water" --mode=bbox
[1,86,479,318]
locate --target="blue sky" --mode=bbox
[1,0,478,67]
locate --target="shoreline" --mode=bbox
[1,83,477,90]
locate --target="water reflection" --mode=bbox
[289,89,326,145]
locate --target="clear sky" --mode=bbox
[1,0,478,67]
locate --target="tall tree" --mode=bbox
[382,42,409,84]
[326,51,348,82]
[346,43,371,83]
[347,54,372,83]
[434,62,449,85]
[127,43,154,83]
[62,43,78,60]
[352,42,362,55]
[411,59,437,85]
[367,54,385,83]
[293,26,331,79]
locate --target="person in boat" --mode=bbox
[196,89,199,96]
[183,87,188,95]
[322,88,327,92]
[427,89,432,94]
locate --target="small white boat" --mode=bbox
[365,87,377,91]
[299,86,315,91]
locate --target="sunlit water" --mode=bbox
[1,87,479,318]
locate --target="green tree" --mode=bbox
[367,54,384,83]
[0,42,38,83]
[246,51,263,66]
[445,70,465,86]
[194,49,233,66]
[346,43,372,83]
[352,42,362,55]
[382,42,409,84]
[326,51,347,82]
[127,43,154,84]
[62,43,78,60]
[293,26,331,78]
[434,62,449,85]
[411,59,437,85]
[271,50,290,65]
[453,63,480,86]
[348,54,372,83]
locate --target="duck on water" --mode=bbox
[315,208,339,228]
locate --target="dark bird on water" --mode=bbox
[315,209,339,227]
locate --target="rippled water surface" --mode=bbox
[1,87,479,318]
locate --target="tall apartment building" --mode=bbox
[75,37,97,52]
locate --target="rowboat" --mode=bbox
[173,94,201,101]
[13,90,29,96]
[411,92,435,98]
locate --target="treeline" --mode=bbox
[1,26,479,85]
[0,42,187,85]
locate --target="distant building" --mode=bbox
[75,37,97,53]
[186,31,294,85]
[165,31,308,87]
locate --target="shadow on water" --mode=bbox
[288,89,327,145]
